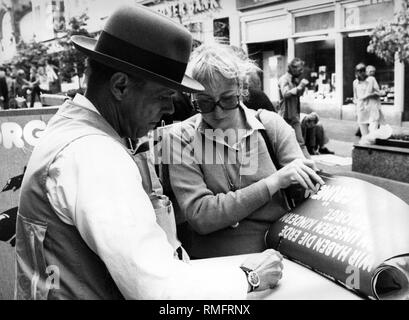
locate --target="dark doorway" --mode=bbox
[343,36,394,105]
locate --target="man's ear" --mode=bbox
[110,72,130,101]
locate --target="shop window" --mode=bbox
[295,11,334,34]
[213,17,229,44]
[295,39,336,101]
[344,1,394,29]
[52,0,65,33]
[404,63,409,121]
[343,36,394,105]
[185,22,204,44]
[402,63,409,121]
[247,40,287,98]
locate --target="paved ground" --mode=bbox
[320,118,360,157]
[320,117,409,157]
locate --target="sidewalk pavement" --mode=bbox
[320,117,409,157]
[320,117,360,157]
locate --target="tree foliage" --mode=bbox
[368,0,409,64]
[9,40,50,74]
[56,13,93,83]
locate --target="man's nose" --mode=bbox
[162,99,175,115]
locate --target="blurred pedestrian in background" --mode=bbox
[243,71,277,112]
[29,65,41,108]
[0,66,9,110]
[8,69,30,109]
[45,59,60,93]
[300,112,334,155]
[353,63,384,137]
[37,66,50,92]
[278,58,310,158]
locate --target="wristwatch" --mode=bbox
[240,266,260,292]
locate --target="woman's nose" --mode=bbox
[213,103,224,117]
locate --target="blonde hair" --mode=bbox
[366,65,376,75]
[187,43,260,95]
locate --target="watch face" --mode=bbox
[248,271,260,288]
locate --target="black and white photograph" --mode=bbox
[0,0,409,310]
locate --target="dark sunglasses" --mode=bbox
[192,95,240,114]
[356,68,366,72]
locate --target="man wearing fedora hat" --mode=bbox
[15,4,283,300]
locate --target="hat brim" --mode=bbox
[72,36,204,93]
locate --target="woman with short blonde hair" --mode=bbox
[167,43,324,258]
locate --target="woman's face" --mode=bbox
[356,69,367,81]
[194,73,240,130]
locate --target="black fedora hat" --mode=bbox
[71,4,204,93]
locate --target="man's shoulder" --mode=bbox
[62,134,130,164]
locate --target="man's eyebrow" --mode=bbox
[155,88,175,95]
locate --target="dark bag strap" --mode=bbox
[259,129,281,169]
[255,110,281,170]
[256,110,307,210]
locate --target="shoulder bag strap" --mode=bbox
[256,110,293,210]
[255,110,281,170]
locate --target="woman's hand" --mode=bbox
[264,159,325,195]
[277,159,324,191]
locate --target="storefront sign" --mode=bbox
[245,15,290,43]
[0,120,46,149]
[0,108,56,299]
[151,0,221,19]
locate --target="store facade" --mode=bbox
[140,0,241,48]
[239,0,407,125]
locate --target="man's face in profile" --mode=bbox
[119,79,176,139]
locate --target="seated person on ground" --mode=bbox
[300,112,334,155]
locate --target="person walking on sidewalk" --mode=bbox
[15,4,284,300]
[353,63,384,137]
[0,66,9,109]
[278,58,310,158]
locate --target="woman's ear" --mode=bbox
[110,72,130,101]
